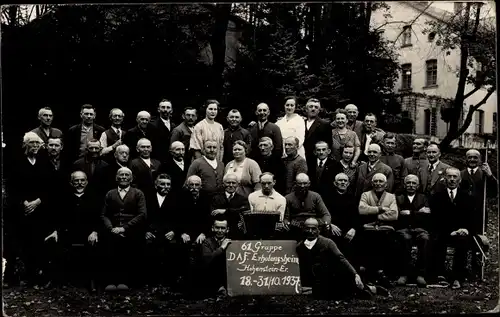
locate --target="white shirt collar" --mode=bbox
[75,193,84,197]
[157,192,166,205]
[203,156,218,169]
[431,161,440,170]
[304,238,318,250]
[317,158,326,166]
[141,157,151,167]
[469,167,478,174]
[160,117,170,128]
[119,186,130,192]
[226,192,234,199]
[407,194,415,202]
[111,126,121,134]
[174,159,184,170]
[27,157,36,165]
[258,120,268,128]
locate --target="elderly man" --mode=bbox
[356,144,394,196]
[104,144,130,193]
[130,138,162,197]
[303,99,332,164]
[223,109,252,164]
[99,108,126,162]
[210,174,250,239]
[186,140,224,196]
[359,113,385,162]
[144,174,181,288]
[151,99,176,162]
[64,104,105,164]
[123,111,156,160]
[283,173,333,241]
[254,137,286,193]
[345,104,364,140]
[30,107,63,147]
[380,133,405,194]
[46,137,70,194]
[44,171,100,291]
[419,143,451,196]
[247,173,287,238]
[358,173,398,287]
[395,175,431,287]
[101,167,147,292]
[402,138,429,178]
[460,149,497,237]
[283,136,308,195]
[307,141,336,198]
[296,218,369,300]
[249,103,283,159]
[323,173,360,260]
[11,132,51,285]
[72,139,109,198]
[170,107,198,163]
[429,168,475,289]
[161,141,189,193]
[190,217,232,299]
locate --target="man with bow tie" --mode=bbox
[101,167,147,292]
[429,167,475,289]
[210,174,250,239]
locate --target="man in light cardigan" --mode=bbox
[358,173,398,288]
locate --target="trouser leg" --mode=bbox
[396,229,412,277]
[430,234,448,280]
[414,229,430,278]
[451,235,470,282]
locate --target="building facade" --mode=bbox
[371,1,497,142]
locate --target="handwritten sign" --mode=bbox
[226,240,301,296]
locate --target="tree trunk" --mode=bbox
[209,3,232,100]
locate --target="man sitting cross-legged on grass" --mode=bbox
[296,218,384,300]
[395,174,431,287]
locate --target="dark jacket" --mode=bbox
[355,160,394,196]
[150,118,176,162]
[307,157,336,197]
[395,193,431,231]
[323,190,360,233]
[303,118,332,162]
[170,122,194,163]
[429,188,475,235]
[248,121,283,160]
[64,123,105,164]
[197,236,228,295]
[210,191,250,238]
[123,124,157,160]
[146,191,180,237]
[255,153,286,193]
[177,189,212,239]
[160,157,188,194]
[129,157,162,197]
[223,126,252,164]
[72,157,110,198]
[101,187,147,236]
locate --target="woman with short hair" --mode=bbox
[224,140,262,198]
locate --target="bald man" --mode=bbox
[64,104,105,164]
[161,141,189,193]
[44,171,100,291]
[296,218,369,300]
[356,144,394,196]
[101,167,147,291]
[249,103,283,159]
[284,173,332,240]
[358,173,398,287]
[418,143,451,196]
[123,111,156,160]
[395,175,431,287]
[460,149,497,236]
[129,138,162,197]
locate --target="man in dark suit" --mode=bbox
[254,137,286,193]
[248,103,283,159]
[429,167,475,289]
[223,109,252,165]
[123,111,157,160]
[395,175,431,287]
[344,104,364,141]
[151,99,176,162]
[359,113,385,163]
[419,143,451,196]
[303,99,332,164]
[101,167,147,292]
[30,107,63,148]
[144,174,181,287]
[64,104,105,165]
[129,138,162,197]
[402,138,429,178]
[380,133,405,194]
[46,137,70,195]
[99,108,126,164]
[72,139,109,199]
[104,144,130,193]
[460,149,497,236]
[44,171,100,292]
[170,107,197,163]
[355,144,394,196]
[161,141,188,194]
[210,174,250,239]
[307,141,336,198]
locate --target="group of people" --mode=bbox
[2,97,497,301]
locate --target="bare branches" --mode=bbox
[392,1,433,45]
[464,86,481,100]
[469,87,495,112]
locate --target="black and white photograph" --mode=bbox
[1,1,498,315]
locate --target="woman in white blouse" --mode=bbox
[224,140,262,198]
[190,99,225,162]
[275,96,306,160]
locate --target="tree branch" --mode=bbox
[464,86,480,100]
[374,20,411,30]
[469,88,495,112]
[392,1,433,45]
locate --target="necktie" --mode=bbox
[228,194,234,201]
[469,168,474,175]
[119,189,126,199]
[90,162,95,177]
[117,129,122,140]
[318,160,324,169]
[449,190,455,202]
[428,164,434,174]
[427,164,434,191]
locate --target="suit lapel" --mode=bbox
[305,119,320,138]
[431,162,443,187]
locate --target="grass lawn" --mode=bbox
[3,198,498,316]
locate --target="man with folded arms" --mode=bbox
[101,167,147,292]
[283,173,333,241]
[358,173,398,287]
[395,174,431,287]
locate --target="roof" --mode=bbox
[401,1,453,24]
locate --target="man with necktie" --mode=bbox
[99,108,126,163]
[307,141,336,198]
[419,143,450,196]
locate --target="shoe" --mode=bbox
[416,276,427,287]
[117,284,129,291]
[452,280,461,289]
[437,276,449,286]
[104,284,117,292]
[397,276,407,286]
[217,286,227,296]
